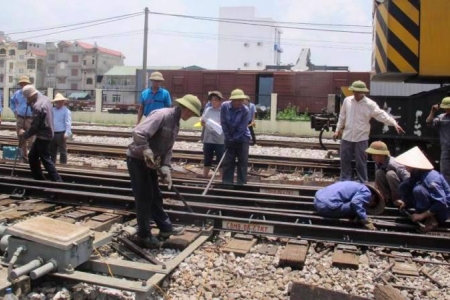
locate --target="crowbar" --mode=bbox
[400,208,426,230]
[202,149,228,196]
[171,185,194,213]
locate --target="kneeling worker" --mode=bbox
[314,181,384,230]
[127,94,202,248]
[365,141,410,205]
[394,147,450,233]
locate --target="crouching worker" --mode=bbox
[365,141,410,205]
[314,181,385,230]
[394,147,450,233]
[126,94,202,248]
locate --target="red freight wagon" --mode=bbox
[154,70,370,113]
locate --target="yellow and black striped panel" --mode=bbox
[374,0,420,75]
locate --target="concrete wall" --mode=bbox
[1,88,332,137]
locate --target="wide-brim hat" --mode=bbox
[51,93,68,103]
[229,88,247,100]
[18,76,31,84]
[208,91,224,100]
[365,183,385,215]
[365,141,390,156]
[348,80,369,93]
[149,71,164,81]
[175,94,202,117]
[440,97,450,109]
[22,85,38,98]
[395,146,434,170]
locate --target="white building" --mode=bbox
[101,66,139,108]
[218,6,281,70]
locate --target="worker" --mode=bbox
[426,97,450,184]
[18,85,62,182]
[365,141,410,205]
[244,95,257,145]
[314,181,384,230]
[394,147,450,233]
[221,89,251,185]
[136,71,171,125]
[201,91,225,178]
[0,92,2,125]
[334,80,405,183]
[50,93,72,164]
[10,76,35,163]
[127,94,201,248]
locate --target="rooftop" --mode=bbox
[104,66,140,76]
[29,49,46,57]
[76,41,124,57]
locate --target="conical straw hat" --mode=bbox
[395,146,434,170]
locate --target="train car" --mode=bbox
[136,69,371,114]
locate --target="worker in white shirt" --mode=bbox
[50,93,72,164]
[334,81,404,183]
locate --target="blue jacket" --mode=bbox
[314,181,371,221]
[220,101,250,143]
[399,169,450,223]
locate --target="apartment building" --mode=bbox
[0,41,46,88]
[45,41,125,93]
[218,7,282,70]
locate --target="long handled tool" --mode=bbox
[202,149,228,196]
[10,136,22,177]
[400,208,426,230]
[171,185,194,213]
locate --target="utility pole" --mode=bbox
[142,7,149,90]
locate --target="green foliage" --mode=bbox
[276,104,310,122]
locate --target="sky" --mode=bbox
[0,0,373,71]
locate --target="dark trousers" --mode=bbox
[222,142,249,185]
[340,139,369,183]
[248,122,256,145]
[28,138,62,182]
[127,156,173,238]
[441,148,450,185]
[50,132,68,164]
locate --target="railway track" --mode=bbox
[0,167,449,298]
[0,124,340,150]
[0,135,348,175]
[0,170,448,252]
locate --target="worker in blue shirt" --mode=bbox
[426,97,450,184]
[314,181,384,230]
[244,95,257,145]
[10,76,35,162]
[0,92,2,125]
[221,89,251,185]
[394,146,450,233]
[50,93,72,164]
[136,71,171,125]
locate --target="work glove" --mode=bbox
[159,165,172,190]
[362,218,376,230]
[143,149,157,169]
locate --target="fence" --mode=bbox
[55,89,96,111]
[101,89,140,113]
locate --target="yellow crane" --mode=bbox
[372,0,450,83]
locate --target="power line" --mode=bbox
[10,13,143,42]
[148,30,371,51]
[5,12,143,35]
[212,17,371,28]
[42,28,371,51]
[148,11,372,34]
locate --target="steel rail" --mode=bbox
[0,177,448,228]
[0,180,448,253]
[0,124,339,150]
